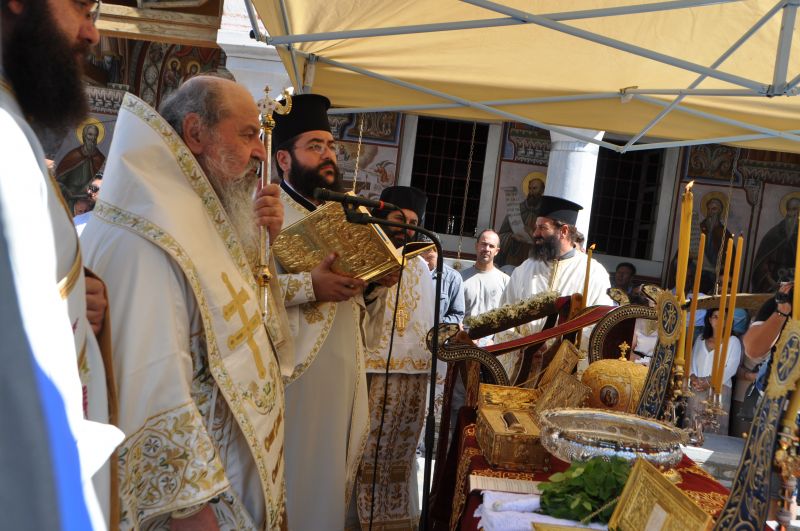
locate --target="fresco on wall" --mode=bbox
[490,123,552,267]
[492,161,547,267]
[50,40,223,216]
[330,112,403,200]
[49,87,125,214]
[750,187,800,292]
[504,122,551,165]
[668,144,800,293]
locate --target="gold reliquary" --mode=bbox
[272,199,434,281]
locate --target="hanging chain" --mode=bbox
[456,121,477,259]
[352,113,366,193]
[713,165,737,294]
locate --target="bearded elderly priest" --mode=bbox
[271,94,371,530]
[497,196,613,382]
[358,186,436,528]
[81,77,296,530]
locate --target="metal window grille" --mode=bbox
[588,147,663,259]
[410,117,489,236]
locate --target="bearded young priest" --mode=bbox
[496,196,613,382]
[81,76,292,530]
[272,94,372,530]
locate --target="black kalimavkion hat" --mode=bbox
[538,195,583,225]
[379,186,428,222]
[272,93,332,150]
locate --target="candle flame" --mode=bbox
[685,180,695,193]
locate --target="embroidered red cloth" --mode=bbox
[429,408,730,531]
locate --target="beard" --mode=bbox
[386,227,409,248]
[3,0,90,130]
[530,233,560,262]
[201,148,260,266]
[286,155,344,199]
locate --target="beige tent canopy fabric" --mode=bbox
[251,0,800,152]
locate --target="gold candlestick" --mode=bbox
[576,243,595,351]
[684,232,706,390]
[794,213,799,320]
[674,181,694,369]
[716,235,743,395]
[712,237,734,394]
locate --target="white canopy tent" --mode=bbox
[246,0,800,153]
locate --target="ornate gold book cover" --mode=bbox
[272,199,433,281]
[609,459,712,530]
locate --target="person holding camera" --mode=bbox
[744,282,794,388]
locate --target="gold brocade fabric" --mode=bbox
[357,374,428,530]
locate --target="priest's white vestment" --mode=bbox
[360,255,435,528]
[81,94,291,530]
[1,79,122,530]
[277,186,370,530]
[498,253,613,381]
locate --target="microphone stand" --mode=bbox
[342,205,441,531]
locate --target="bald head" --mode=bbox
[475,229,500,270]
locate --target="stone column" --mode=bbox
[545,128,605,240]
[216,0,290,100]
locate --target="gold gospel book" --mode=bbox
[272,199,434,281]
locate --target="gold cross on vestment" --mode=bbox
[222,272,267,379]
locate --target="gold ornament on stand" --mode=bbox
[255,86,291,321]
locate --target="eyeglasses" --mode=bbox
[74,0,102,24]
[87,185,100,193]
[302,141,337,156]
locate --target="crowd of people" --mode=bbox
[2,0,797,528]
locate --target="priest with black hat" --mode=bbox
[496,195,613,382]
[272,93,371,530]
[358,186,436,528]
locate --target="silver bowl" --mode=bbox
[538,408,686,468]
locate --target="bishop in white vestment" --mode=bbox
[82,81,293,530]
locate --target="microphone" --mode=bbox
[313,188,399,211]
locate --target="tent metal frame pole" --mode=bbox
[786,72,800,93]
[277,0,303,92]
[243,0,264,41]
[770,0,798,93]
[267,18,521,44]
[622,0,784,150]
[625,129,800,150]
[464,0,769,93]
[304,51,626,152]
[634,94,800,142]
[620,89,765,96]
[265,0,737,45]
[328,93,621,115]
[265,0,741,46]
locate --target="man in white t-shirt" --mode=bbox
[462,229,510,321]
[447,230,510,441]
